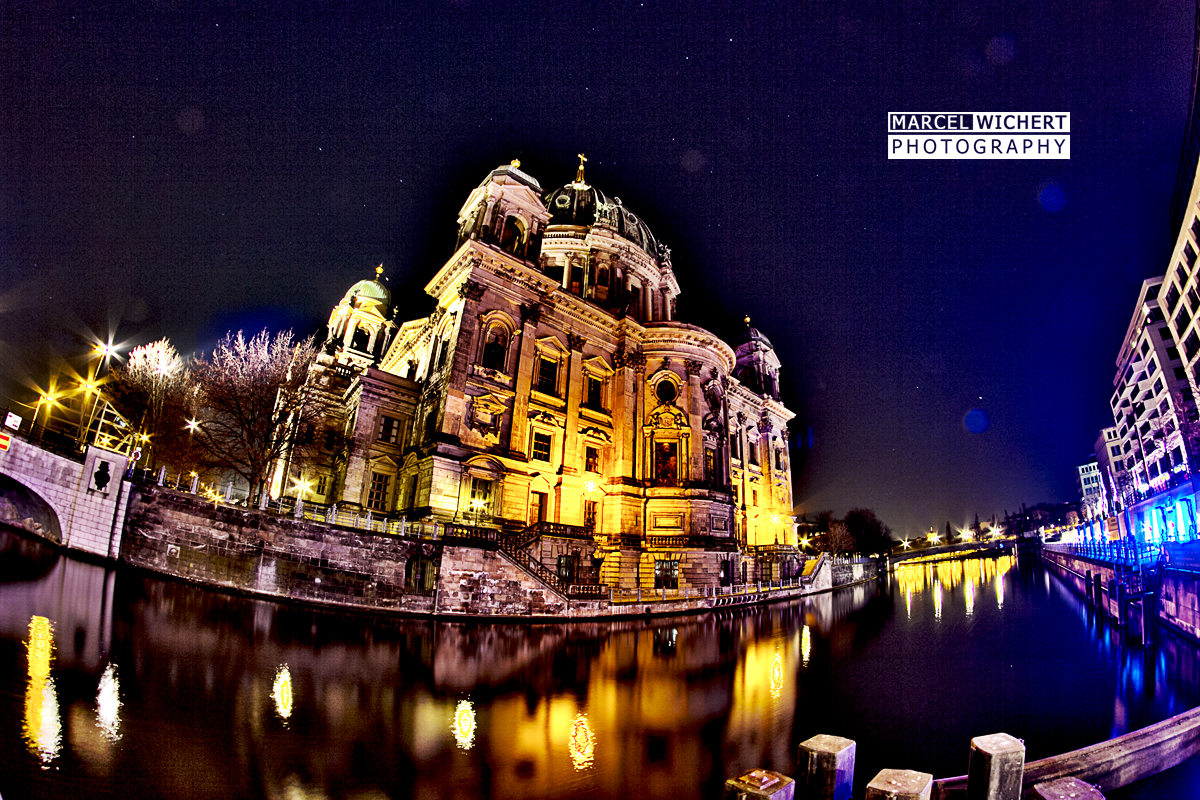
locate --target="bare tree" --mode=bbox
[190,330,322,502]
[827,521,855,554]
[105,339,198,469]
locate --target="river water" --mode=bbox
[1,529,1199,799]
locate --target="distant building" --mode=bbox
[1093,426,1120,514]
[270,159,801,588]
[1107,276,1194,506]
[1075,456,1102,520]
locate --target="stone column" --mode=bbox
[724,769,794,800]
[797,734,855,800]
[507,302,542,458]
[630,350,647,480]
[966,732,1025,800]
[865,770,931,800]
[685,359,704,483]
[555,334,586,525]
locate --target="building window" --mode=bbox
[1188,332,1200,361]
[367,472,391,512]
[1167,284,1182,313]
[536,357,558,395]
[316,474,328,496]
[531,431,553,462]
[407,475,419,509]
[584,500,598,529]
[1176,366,1188,381]
[585,446,599,473]
[733,485,739,504]
[654,559,679,590]
[729,433,740,460]
[584,376,605,411]
[1168,345,1181,361]
[379,415,401,444]
[1154,378,1164,395]
[752,489,759,506]
[774,448,784,470]
[469,478,492,515]
[749,440,759,466]
[654,441,678,486]
[482,328,509,372]
[705,448,716,482]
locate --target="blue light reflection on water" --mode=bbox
[1,529,1200,799]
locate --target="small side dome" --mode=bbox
[343,265,391,311]
[733,316,782,400]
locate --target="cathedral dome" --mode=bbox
[342,266,391,312]
[543,179,660,257]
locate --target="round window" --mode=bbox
[655,380,677,404]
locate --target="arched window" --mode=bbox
[351,328,370,352]
[482,327,509,372]
[500,215,525,254]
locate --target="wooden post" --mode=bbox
[1030,777,1105,799]
[724,768,794,800]
[865,770,931,800]
[797,734,855,800]
[966,732,1024,800]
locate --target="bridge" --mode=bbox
[0,433,130,558]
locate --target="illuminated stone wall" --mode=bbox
[121,486,437,613]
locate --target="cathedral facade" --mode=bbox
[276,160,800,589]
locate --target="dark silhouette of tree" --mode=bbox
[190,329,321,502]
[944,521,953,542]
[844,508,895,554]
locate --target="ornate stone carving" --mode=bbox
[626,349,647,372]
[567,333,585,351]
[458,279,486,301]
[529,409,564,428]
[684,358,703,377]
[520,302,543,327]
[757,413,772,434]
[736,411,747,425]
[580,425,612,443]
[613,344,626,368]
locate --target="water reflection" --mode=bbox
[96,663,121,741]
[3,530,1200,800]
[452,699,476,750]
[567,714,595,770]
[24,615,61,765]
[272,664,293,723]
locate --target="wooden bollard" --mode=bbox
[967,732,1025,800]
[724,768,795,800]
[865,769,931,800]
[1030,777,1106,799]
[797,734,855,800]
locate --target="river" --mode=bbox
[1,529,1198,799]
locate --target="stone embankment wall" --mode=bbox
[436,545,567,616]
[831,559,878,586]
[122,486,438,613]
[1159,569,1200,639]
[1040,549,1120,617]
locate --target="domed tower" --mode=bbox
[732,316,782,400]
[324,265,397,370]
[455,160,549,262]
[540,155,680,322]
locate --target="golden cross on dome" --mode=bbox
[376,264,384,278]
[744,315,751,326]
[576,153,587,183]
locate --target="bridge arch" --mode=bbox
[0,472,62,543]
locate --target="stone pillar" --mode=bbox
[724,769,794,800]
[685,359,704,483]
[797,734,855,800]
[865,770,931,800]
[966,733,1024,800]
[556,334,586,525]
[631,351,648,480]
[1030,777,1105,800]
[508,303,542,457]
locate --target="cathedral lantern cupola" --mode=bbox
[456,160,549,262]
[325,265,398,369]
[732,316,782,400]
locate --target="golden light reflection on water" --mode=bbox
[96,663,121,741]
[894,555,1016,601]
[272,665,293,723]
[452,699,476,750]
[24,615,61,765]
[567,713,595,770]
[801,625,812,666]
[965,577,975,617]
[769,652,784,701]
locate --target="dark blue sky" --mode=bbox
[1,1,1195,536]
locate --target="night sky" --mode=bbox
[2,2,1195,536]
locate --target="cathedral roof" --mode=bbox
[342,266,391,311]
[543,179,660,256]
[734,317,775,350]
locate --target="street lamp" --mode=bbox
[469,497,486,529]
